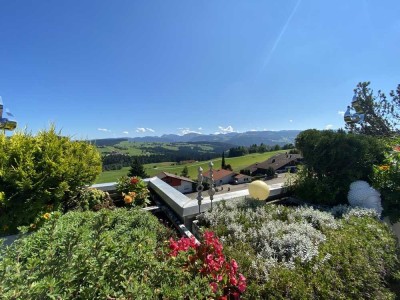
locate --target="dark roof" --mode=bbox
[156,172,195,183]
[234,174,252,179]
[245,153,302,173]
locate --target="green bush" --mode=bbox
[293,129,387,205]
[197,199,400,299]
[0,127,102,235]
[66,188,114,212]
[371,136,400,222]
[0,209,213,299]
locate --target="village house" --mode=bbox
[156,172,195,194]
[243,153,302,176]
[202,169,236,186]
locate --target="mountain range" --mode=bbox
[121,130,302,147]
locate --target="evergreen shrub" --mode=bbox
[0,127,102,235]
[0,209,214,299]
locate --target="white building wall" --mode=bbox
[176,180,193,194]
[236,176,251,184]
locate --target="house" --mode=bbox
[156,172,195,194]
[202,169,236,186]
[243,153,302,176]
[233,174,252,184]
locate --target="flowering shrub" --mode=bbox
[197,198,399,299]
[169,231,247,299]
[116,176,150,207]
[372,138,400,222]
[0,209,214,299]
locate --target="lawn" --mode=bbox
[95,150,285,183]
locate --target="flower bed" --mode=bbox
[0,209,217,299]
[197,199,400,299]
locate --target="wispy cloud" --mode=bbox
[122,131,129,134]
[216,125,235,134]
[338,111,345,116]
[136,128,155,133]
[289,120,293,123]
[325,124,333,130]
[198,127,202,131]
[97,128,111,132]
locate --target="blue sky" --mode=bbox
[1,0,399,139]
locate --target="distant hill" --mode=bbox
[126,130,301,146]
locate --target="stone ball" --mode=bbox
[248,180,270,200]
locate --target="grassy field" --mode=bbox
[95,150,285,183]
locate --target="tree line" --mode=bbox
[228,143,295,158]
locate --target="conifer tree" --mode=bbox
[181,166,189,178]
[128,157,148,178]
[221,152,226,169]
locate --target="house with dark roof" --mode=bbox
[233,173,252,184]
[243,153,302,176]
[156,172,195,194]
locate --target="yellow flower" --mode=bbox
[378,165,390,171]
[124,195,133,204]
[128,191,137,198]
[43,213,51,220]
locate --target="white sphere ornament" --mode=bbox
[248,180,270,200]
[348,180,382,216]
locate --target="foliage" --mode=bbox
[180,165,189,178]
[169,231,247,299]
[0,209,216,299]
[197,199,399,299]
[0,126,102,235]
[66,188,114,212]
[116,176,150,207]
[293,129,387,205]
[128,157,148,178]
[221,151,226,169]
[345,82,400,136]
[371,137,400,222]
[228,143,287,157]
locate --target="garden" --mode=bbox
[0,114,400,298]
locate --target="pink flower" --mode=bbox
[238,282,247,293]
[210,282,218,293]
[239,273,246,282]
[216,274,223,282]
[230,276,238,286]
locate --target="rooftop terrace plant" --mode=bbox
[0,209,215,299]
[197,199,400,299]
[0,126,102,235]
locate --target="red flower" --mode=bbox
[130,177,139,185]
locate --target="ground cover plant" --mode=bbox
[0,209,218,299]
[0,127,102,235]
[197,199,400,299]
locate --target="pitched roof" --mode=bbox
[245,153,302,173]
[202,169,235,181]
[234,174,252,179]
[156,172,195,183]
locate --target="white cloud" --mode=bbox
[122,131,129,134]
[97,128,111,132]
[216,125,235,134]
[289,120,293,123]
[178,128,201,135]
[325,124,333,130]
[136,127,155,133]
[250,129,257,132]
[198,127,202,131]
[338,111,345,116]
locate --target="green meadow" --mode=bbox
[95,150,285,183]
